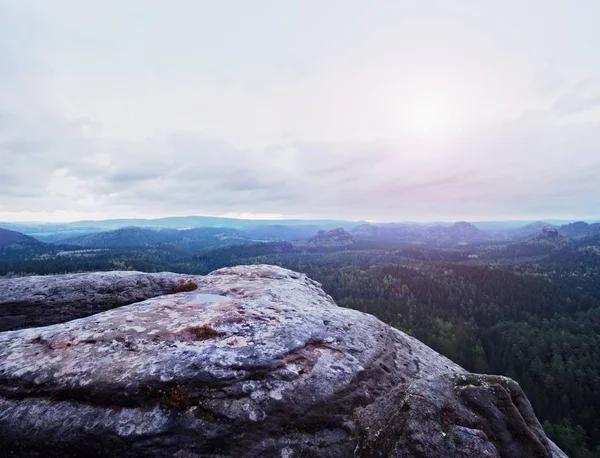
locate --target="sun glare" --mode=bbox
[403,89,466,140]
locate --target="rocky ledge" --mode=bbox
[0,271,199,332]
[0,265,566,457]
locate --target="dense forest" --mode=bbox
[2,233,600,456]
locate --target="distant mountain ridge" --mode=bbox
[62,227,250,250]
[63,227,166,247]
[3,218,600,252]
[4,215,361,232]
[351,221,486,245]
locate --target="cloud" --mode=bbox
[2,97,600,221]
[2,1,600,222]
[552,79,600,115]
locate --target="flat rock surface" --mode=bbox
[0,265,565,457]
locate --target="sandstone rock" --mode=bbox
[0,265,566,457]
[0,271,200,332]
[307,228,354,247]
[558,221,591,238]
[356,373,567,458]
[539,227,561,241]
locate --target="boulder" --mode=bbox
[0,271,197,332]
[0,265,566,457]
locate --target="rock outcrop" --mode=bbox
[558,221,592,239]
[538,226,562,241]
[426,222,487,244]
[0,265,566,457]
[0,271,198,332]
[308,228,354,247]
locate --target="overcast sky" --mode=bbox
[1,0,599,222]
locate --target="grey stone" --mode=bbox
[355,373,568,458]
[0,265,566,457]
[0,271,197,331]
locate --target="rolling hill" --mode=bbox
[0,228,43,247]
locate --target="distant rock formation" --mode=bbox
[0,266,566,457]
[351,223,418,242]
[308,227,354,246]
[506,221,556,241]
[351,222,486,245]
[538,226,562,241]
[558,221,594,239]
[446,221,482,239]
[426,222,486,243]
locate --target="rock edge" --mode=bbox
[0,265,566,457]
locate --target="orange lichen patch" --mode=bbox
[283,345,322,374]
[173,280,198,293]
[187,324,225,341]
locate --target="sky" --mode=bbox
[1,0,600,223]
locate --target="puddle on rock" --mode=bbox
[187,293,231,303]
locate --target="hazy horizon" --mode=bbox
[2,1,600,222]
[1,212,598,226]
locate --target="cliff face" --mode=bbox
[0,265,566,457]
